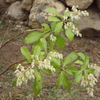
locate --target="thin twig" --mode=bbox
[0,32,24,50]
[0,30,37,50]
[0,59,26,76]
[0,30,40,75]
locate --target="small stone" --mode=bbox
[6,1,26,20]
[64,0,93,10]
[21,0,33,11]
[28,0,65,28]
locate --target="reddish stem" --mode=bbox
[0,59,26,76]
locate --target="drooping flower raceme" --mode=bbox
[14,53,59,86]
[64,22,82,37]
[88,74,98,87]
[81,76,88,87]
[63,5,89,37]
[88,63,100,78]
[38,59,55,72]
[14,64,35,86]
[48,52,63,59]
[63,5,89,21]
[87,87,94,97]
[81,73,98,97]
[64,5,89,21]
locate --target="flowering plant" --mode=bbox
[13,6,100,97]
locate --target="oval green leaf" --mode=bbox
[21,46,31,62]
[65,27,74,41]
[45,8,62,18]
[55,35,65,49]
[54,21,63,34]
[63,52,78,66]
[24,32,44,44]
[48,16,61,21]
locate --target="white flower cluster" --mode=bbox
[88,74,98,87]
[38,58,55,72]
[14,64,35,86]
[31,55,56,72]
[50,34,56,42]
[88,63,100,78]
[63,6,89,21]
[70,6,89,20]
[14,51,63,86]
[63,6,89,37]
[64,22,82,37]
[49,52,63,59]
[14,54,57,86]
[81,76,88,87]
[81,74,98,97]
[86,87,94,97]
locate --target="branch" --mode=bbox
[0,59,26,76]
[0,32,24,50]
[0,30,39,75]
[0,30,37,50]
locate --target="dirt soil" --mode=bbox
[0,17,100,100]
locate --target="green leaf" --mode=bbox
[63,52,78,66]
[33,78,43,97]
[32,45,41,56]
[54,21,63,34]
[39,52,45,60]
[56,72,64,88]
[21,46,31,62]
[65,27,74,41]
[42,23,50,30]
[81,56,89,70]
[42,33,50,38]
[85,69,94,74]
[42,69,52,74]
[34,69,42,80]
[45,8,62,17]
[51,61,60,73]
[55,35,65,49]
[48,16,61,21]
[12,77,18,86]
[62,71,71,92]
[65,66,78,76]
[24,32,44,44]
[77,53,85,61]
[56,71,71,92]
[49,39,54,51]
[51,57,60,66]
[34,69,43,96]
[75,60,83,65]
[40,38,47,52]
[51,22,56,31]
[74,71,82,84]
[84,56,89,67]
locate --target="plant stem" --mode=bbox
[0,59,26,76]
[0,32,24,50]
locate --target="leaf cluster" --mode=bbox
[13,8,94,97]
